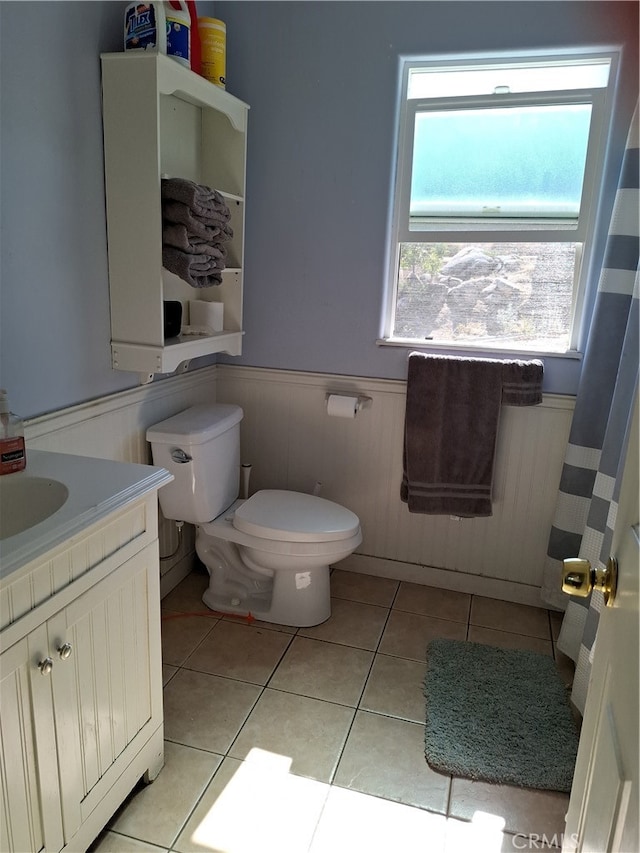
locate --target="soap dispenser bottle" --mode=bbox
[0,390,26,474]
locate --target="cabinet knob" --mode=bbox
[58,643,73,660]
[38,657,54,676]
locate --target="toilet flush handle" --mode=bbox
[171,448,192,464]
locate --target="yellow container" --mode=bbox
[199,17,226,89]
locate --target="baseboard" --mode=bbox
[338,553,545,608]
[160,552,197,599]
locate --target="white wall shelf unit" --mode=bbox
[100,52,249,376]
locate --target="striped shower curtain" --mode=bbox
[542,104,639,715]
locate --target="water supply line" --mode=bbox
[241,463,252,499]
[160,520,184,561]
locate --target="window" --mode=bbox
[383,51,618,354]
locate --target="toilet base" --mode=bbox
[202,565,331,627]
[197,532,332,627]
[202,566,331,628]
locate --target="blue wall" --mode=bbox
[1,2,637,418]
[1,2,128,417]
[217,1,638,389]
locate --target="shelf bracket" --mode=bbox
[139,372,155,385]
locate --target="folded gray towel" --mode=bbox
[190,240,227,260]
[161,178,232,221]
[162,223,228,258]
[400,353,544,517]
[162,247,223,287]
[163,221,222,251]
[187,196,231,221]
[161,207,219,241]
[161,177,227,212]
[163,199,232,229]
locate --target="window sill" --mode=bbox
[376,337,583,360]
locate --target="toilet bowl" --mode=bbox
[146,404,362,627]
[197,491,361,625]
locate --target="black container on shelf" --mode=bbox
[163,300,182,339]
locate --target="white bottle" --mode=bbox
[165,1,191,68]
[124,2,167,54]
[0,390,26,475]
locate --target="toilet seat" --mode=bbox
[233,490,360,543]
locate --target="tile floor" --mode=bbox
[91,568,575,853]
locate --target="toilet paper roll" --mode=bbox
[189,300,224,332]
[327,394,358,418]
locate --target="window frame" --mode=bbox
[381,49,620,356]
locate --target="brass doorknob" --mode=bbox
[562,557,617,606]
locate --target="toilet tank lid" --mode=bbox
[146,403,243,446]
[233,490,361,543]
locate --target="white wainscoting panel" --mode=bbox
[217,365,574,604]
[24,367,217,463]
[24,367,218,594]
[20,364,574,605]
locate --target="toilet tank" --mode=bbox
[146,403,243,523]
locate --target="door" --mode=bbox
[563,386,639,852]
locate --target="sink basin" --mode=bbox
[0,450,173,579]
[0,450,173,578]
[0,475,69,540]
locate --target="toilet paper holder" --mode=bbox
[325,393,372,412]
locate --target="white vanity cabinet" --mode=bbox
[2,544,161,853]
[100,52,249,377]
[0,454,171,853]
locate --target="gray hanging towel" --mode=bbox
[501,359,544,406]
[401,353,543,517]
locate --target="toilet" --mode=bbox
[147,403,362,626]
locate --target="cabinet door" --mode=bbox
[47,543,162,840]
[0,629,63,853]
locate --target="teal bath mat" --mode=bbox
[424,639,579,792]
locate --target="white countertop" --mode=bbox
[0,450,172,578]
